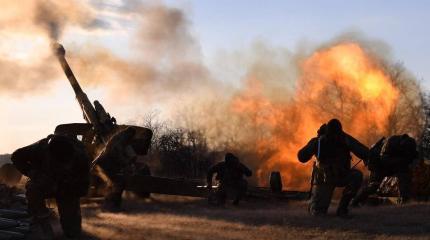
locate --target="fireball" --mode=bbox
[232,42,400,190]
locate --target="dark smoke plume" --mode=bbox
[34,0,110,40]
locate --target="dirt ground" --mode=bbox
[78,194,430,240]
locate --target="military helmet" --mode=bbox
[327,118,343,136]
[225,152,239,166]
[400,134,418,158]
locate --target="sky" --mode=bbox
[189,0,429,82]
[0,0,429,153]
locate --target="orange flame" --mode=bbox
[231,42,399,191]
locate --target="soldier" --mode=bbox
[298,119,369,217]
[11,134,90,238]
[207,153,252,206]
[352,134,418,206]
[94,127,144,211]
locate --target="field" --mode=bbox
[79,194,430,240]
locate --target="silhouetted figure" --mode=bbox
[298,119,369,217]
[11,134,90,238]
[94,127,140,211]
[353,134,418,206]
[207,153,252,206]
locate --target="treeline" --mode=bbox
[141,115,222,179]
[413,94,430,199]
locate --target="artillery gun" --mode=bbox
[52,43,153,196]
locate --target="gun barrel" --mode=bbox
[52,43,108,142]
[53,43,85,96]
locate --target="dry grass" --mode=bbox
[79,194,430,240]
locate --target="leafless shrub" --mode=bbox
[140,113,220,179]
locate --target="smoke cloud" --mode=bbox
[0,0,212,99]
[34,0,97,40]
[0,0,112,95]
[62,1,218,109]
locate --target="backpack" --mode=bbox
[381,134,417,167]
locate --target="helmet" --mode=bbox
[327,118,343,136]
[225,152,239,166]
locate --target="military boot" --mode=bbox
[336,206,349,218]
[102,190,123,212]
[101,200,122,212]
[336,194,354,218]
[351,194,365,208]
[397,196,409,205]
[30,215,54,240]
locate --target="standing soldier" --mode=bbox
[11,134,90,239]
[298,119,369,217]
[94,127,145,211]
[207,153,252,206]
[352,134,418,206]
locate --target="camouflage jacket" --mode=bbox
[298,133,369,184]
[11,135,90,197]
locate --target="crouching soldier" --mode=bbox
[207,153,252,206]
[352,134,418,206]
[11,134,90,239]
[298,119,369,217]
[94,127,149,211]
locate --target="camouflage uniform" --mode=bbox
[298,119,369,217]
[353,134,417,205]
[11,134,90,238]
[94,127,138,211]
[207,153,252,206]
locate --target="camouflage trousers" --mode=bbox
[26,179,82,238]
[103,174,126,211]
[214,179,248,205]
[353,169,412,205]
[96,161,126,211]
[309,169,363,216]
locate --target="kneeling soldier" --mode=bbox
[207,153,252,206]
[298,119,369,217]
